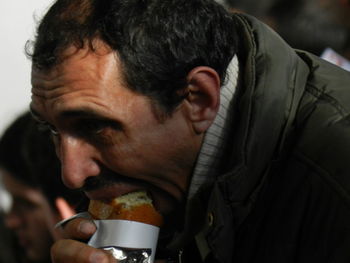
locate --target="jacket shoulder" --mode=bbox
[294,52,350,205]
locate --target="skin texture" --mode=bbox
[31,40,220,262]
[2,170,56,262]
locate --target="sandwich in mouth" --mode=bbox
[88,190,163,227]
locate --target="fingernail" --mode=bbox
[79,221,96,234]
[90,251,108,263]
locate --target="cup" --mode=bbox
[88,219,159,263]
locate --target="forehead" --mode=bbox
[30,42,133,122]
[31,42,119,91]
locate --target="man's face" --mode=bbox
[2,171,55,262]
[30,42,202,218]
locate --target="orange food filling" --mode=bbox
[88,200,163,227]
[110,203,163,227]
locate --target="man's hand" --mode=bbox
[51,217,117,262]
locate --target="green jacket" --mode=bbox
[190,14,350,263]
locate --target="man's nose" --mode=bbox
[58,135,100,189]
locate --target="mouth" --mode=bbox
[81,169,185,217]
[83,181,181,218]
[84,183,145,202]
[82,171,153,201]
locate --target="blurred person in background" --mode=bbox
[0,174,18,263]
[0,111,85,263]
[221,0,350,70]
[219,0,279,21]
[268,0,350,64]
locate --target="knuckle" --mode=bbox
[63,218,96,239]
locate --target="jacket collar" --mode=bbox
[197,13,309,262]
[219,13,308,203]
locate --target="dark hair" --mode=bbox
[0,112,83,209]
[28,0,237,114]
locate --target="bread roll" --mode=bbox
[88,191,163,227]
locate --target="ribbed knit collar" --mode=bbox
[165,56,240,254]
[188,55,239,199]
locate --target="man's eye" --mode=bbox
[80,121,106,135]
[11,198,38,213]
[76,119,122,145]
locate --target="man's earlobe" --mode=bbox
[185,66,220,134]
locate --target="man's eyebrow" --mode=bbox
[30,106,122,128]
[59,108,110,120]
[60,108,124,129]
[30,104,106,121]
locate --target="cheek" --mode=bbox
[102,142,149,171]
[27,211,46,227]
[101,131,165,171]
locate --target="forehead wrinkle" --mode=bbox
[31,66,72,101]
[31,84,110,125]
[31,85,64,100]
[32,43,117,87]
[51,91,113,119]
[32,65,105,98]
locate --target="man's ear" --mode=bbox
[55,197,76,220]
[185,66,220,134]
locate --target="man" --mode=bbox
[0,112,84,262]
[28,0,350,262]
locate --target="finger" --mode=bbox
[51,239,118,263]
[59,217,96,240]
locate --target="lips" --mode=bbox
[82,169,150,200]
[84,183,144,202]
